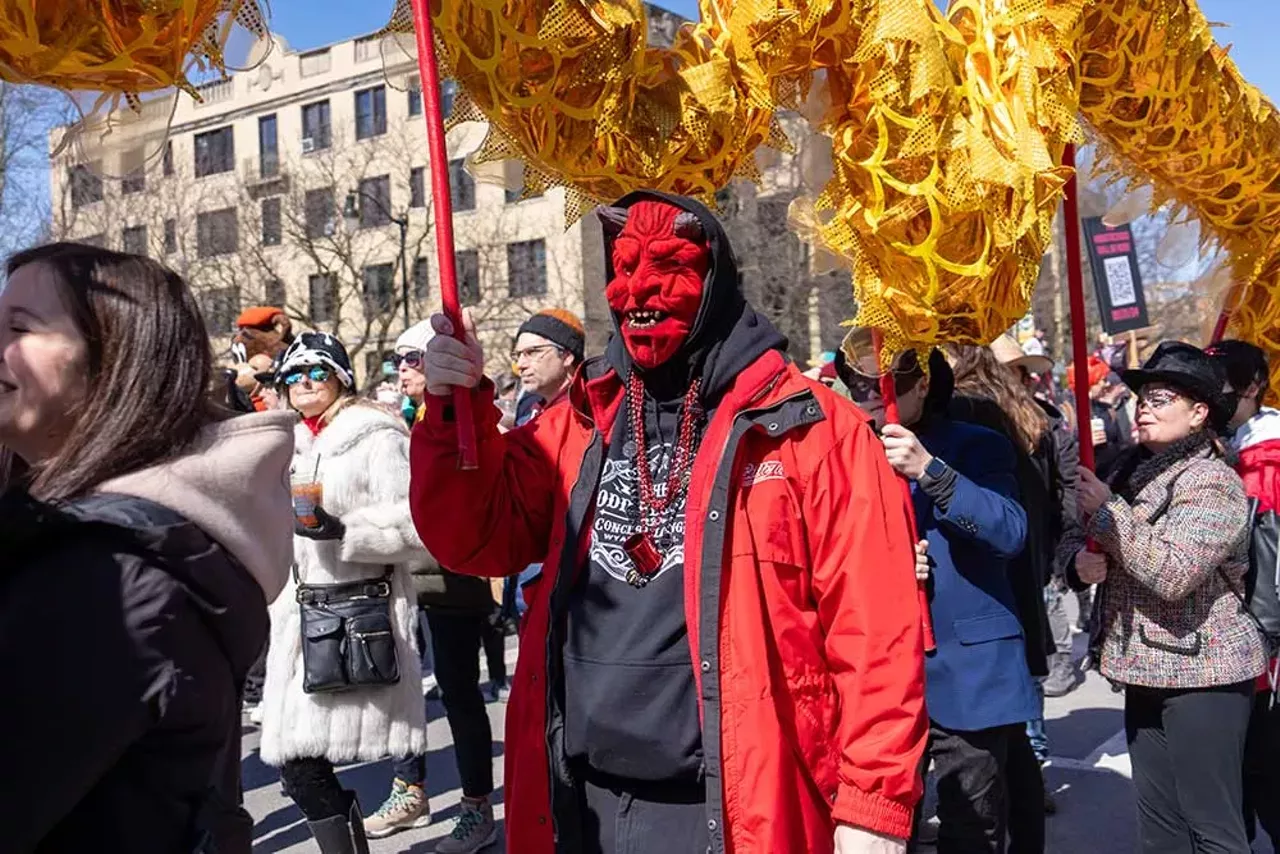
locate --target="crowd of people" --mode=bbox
[1,193,1278,854]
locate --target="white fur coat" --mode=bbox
[259,402,428,766]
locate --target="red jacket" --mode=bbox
[410,350,927,852]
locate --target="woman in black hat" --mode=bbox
[1074,342,1266,853]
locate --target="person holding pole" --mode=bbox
[835,339,1040,854]
[410,192,927,854]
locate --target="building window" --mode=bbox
[354,35,379,63]
[358,175,392,228]
[122,225,148,256]
[507,239,547,297]
[457,249,480,306]
[261,196,282,246]
[162,141,174,177]
[355,86,387,141]
[412,257,430,300]
[202,287,241,335]
[163,219,177,254]
[305,187,336,239]
[265,278,286,307]
[408,77,422,117]
[299,48,331,78]
[309,273,337,323]
[122,170,145,195]
[259,114,279,178]
[449,159,475,211]
[69,164,103,208]
[410,167,425,208]
[194,126,234,178]
[121,148,146,195]
[363,263,395,315]
[407,77,454,120]
[196,208,238,258]
[364,351,388,385]
[301,100,331,152]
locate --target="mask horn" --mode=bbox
[673,211,705,241]
[597,206,630,237]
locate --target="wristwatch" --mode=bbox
[919,456,949,485]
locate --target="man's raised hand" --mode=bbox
[425,308,485,397]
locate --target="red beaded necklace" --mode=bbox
[622,372,703,588]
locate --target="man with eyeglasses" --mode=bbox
[511,308,585,425]
[833,338,1040,854]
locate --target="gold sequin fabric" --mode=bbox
[0,1,268,108]
[1074,1,1280,397]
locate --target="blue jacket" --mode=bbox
[913,417,1038,732]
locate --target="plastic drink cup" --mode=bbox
[291,475,323,528]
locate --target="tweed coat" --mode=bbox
[1088,444,1266,689]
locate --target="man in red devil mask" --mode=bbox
[410,191,927,854]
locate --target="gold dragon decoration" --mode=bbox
[3,0,1279,387]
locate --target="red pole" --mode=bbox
[409,0,478,470]
[872,329,937,653]
[1062,144,1096,473]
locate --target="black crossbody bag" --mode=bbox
[294,564,400,693]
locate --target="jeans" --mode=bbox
[577,765,709,854]
[1025,681,1049,763]
[1126,680,1253,854]
[423,609,496,797]
[280,757,350,822]
[1045,578,1072,656]
[502,564,543,622]
[923,722,1040,854]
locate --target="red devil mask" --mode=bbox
[602,200,710,370]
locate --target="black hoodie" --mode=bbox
[563,191,786,785]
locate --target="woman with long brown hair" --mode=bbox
[0,243,295,851]
[946,341,1085,836]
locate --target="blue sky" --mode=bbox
[270,0,1280,101]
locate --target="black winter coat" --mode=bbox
[0,491,268,853]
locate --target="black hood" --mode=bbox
[601,190,787,404]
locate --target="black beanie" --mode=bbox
[517,309,585,363]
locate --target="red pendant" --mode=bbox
[624,531,662,578]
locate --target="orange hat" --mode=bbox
[1066,356,1110,392]
[236,306,283,329]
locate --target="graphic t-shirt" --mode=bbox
[563,395,705,784]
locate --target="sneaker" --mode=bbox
[1043,653,1081,698]
[363,779,430,839]
[485,682,510,704]
[436,797,497,854]
[497,683,511,702]
[915,815,940,846]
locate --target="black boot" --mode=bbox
[307,792,370,854]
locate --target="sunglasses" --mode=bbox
[845,369,922,403]
[283,366,332,386]
[392,351,425,369]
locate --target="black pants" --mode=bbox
[242,638,267,705]
[482,612,507,687]
[1003,722,1045,854]
[924,722,1037,854]
[577,766,709,854]
[280,757,351,822]
[1244,690,1280,844]
[1126,680,1253,854]
[422,609,496,796]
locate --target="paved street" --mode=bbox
[243,615,1276,853]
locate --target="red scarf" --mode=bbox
[302,415,326,436]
